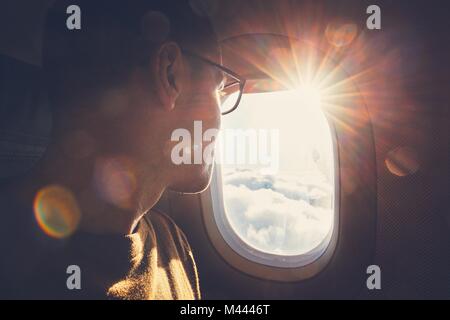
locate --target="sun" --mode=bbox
[294,84,323,109]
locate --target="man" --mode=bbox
[0,0,235,299]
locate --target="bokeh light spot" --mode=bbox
[94,157,137,209]
[34,185,81,239]
[326,22,358,48]
[385,146,420,177]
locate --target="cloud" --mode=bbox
[222,168,334,255]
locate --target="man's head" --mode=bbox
[43,0,223,212]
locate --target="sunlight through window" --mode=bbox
[217,88,335,256]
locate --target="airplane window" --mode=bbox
[211,87,336,266]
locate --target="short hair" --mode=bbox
[43,0,218,106]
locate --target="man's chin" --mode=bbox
[168,163,215,194]
[168,173,213,195]
[167,179,211,194]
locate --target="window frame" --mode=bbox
[200,114,340,281]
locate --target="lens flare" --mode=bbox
[94,157,137,209]
[385,147,420,177]
[33,185,81,239]
[325,22,358,48]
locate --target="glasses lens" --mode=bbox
[218,73,242,115]
[220,91,240,115]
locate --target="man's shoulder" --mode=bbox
[142,209,201,299]
[142,209,192,260]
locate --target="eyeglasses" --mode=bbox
[182,50,246,115]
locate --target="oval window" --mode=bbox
[211,87,336,267]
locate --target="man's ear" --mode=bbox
[154,42,184,111]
